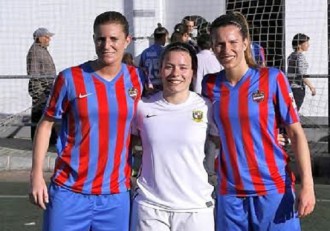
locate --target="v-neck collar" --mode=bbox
[222,68,252,89]
[85,62,124,84]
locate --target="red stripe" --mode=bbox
[71,67,90,192]
[45,73,65,116]
[125,66,142,188]
[259,68,285,193]
[124,135,131,188]
[219,83,245,195]
[273,71,294,170]
[110,77,128,193]
[239,77,266,194]
[91,77,109,194]
[276,70,297,186]
[204,74,216,101]
[54,106,75,184]
[277,71,299,122]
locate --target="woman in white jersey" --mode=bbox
[130,42,219,231]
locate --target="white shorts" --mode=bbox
[130,200,215,231]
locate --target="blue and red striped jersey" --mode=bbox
[44,62,144,195]
[202,67,299,196]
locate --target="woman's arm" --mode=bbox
[303,78,316,96]
[29,115,55,210]
[285,122,315,217]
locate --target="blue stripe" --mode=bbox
[84,73,99,193]
[102,82,119,193]
[63,68,81,188]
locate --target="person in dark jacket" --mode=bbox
[27,27,57,144]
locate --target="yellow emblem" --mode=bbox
[192,110,203,122]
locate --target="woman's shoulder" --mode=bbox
[190,91,213,107]
[256,67,285,79]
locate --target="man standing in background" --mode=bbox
[27,27,57,144]
[194,33,222,94]
[139,23,169,91]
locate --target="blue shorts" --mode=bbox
[43,183,130,231]
[216,188,301,231]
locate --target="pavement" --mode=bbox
[0,137,56,172]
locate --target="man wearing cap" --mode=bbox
[27,27,57,144]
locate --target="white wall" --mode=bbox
[0,0,124,76]
[164,0,225,33]
[0,0,124,114]
[0,0,328,117]
[285,0,328,117]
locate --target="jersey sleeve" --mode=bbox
[204,97,218,136]
[44,72,69,119]
[273,69,300,125]
[201,74,209,98]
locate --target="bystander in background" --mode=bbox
[182,15,199,51]
[139,23,169,91]
[170,23,190,44]
[26,27,57,145]
[287,33,316,111]
[251,41,266,66]
[193,33,222,94]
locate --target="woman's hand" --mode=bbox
[309,86,316,96]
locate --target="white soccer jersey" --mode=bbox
[132,91,218,211]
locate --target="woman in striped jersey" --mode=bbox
[202,12,315,231]
[29,11,144,231]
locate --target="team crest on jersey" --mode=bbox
[128,87,138,99]
[192,110,203,122]
[289,92,297,109]
[252,90,265,102]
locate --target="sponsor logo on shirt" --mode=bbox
[192,110,203,122]
[252,90,265,102]
[128,87,138,99]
